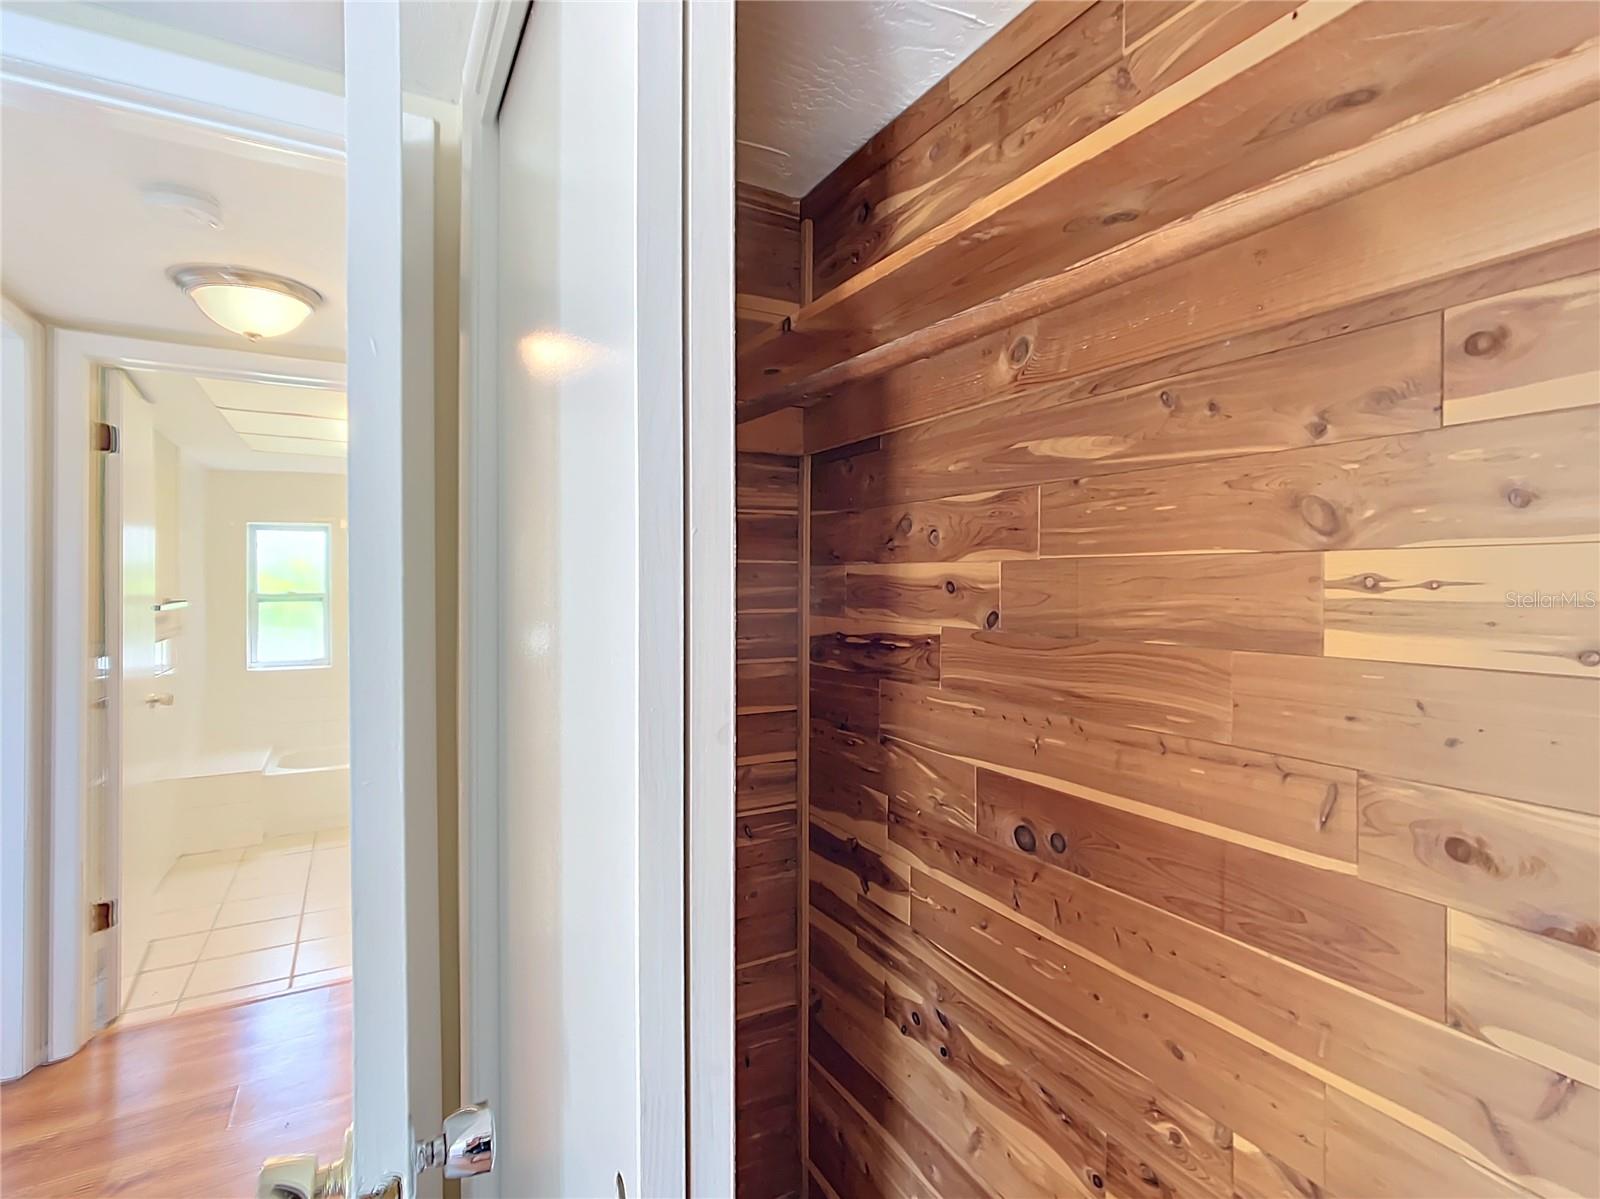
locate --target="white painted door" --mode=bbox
[487,3,699,1195]
[107,370,160,1027]
[342,3,443,1194]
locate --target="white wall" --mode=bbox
[198,468,349,758]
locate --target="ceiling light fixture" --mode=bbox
[168,265,322,341]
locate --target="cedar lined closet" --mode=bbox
[731,4,1600,1198]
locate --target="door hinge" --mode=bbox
[94,421,119,453]
[90,900,116,932]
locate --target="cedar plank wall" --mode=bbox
[737,185,805,1199]
[784,4,1600,1199]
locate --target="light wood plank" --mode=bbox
[1015,552,1323,654]
[1448,910,1600,1090]
[1358,773,1599,950]
[1325,543,1600,677]
[1042,405,1600,556]
[909,870,1327,1181]
[941,628,1234,740]
[1444,272,1600,425]
[1232,652,1600,814]
[1325,1088,1538,1199]
[880,680,1356,860]
[811,487,1038,565]
[737,659,800,712]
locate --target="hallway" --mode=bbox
[0,984,351,1196]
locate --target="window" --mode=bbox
[247,523,331,669]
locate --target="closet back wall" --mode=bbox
[771,4,1600,1198]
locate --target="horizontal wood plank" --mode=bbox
[1232,652,1600,814]
[835,563,1001,630]
[811,316,1443,511]
[1447,910,1600,1090]
[880,680,1355,860]
[940,628,1234,740]
[1041,405,1600,556]
[974,769,1224,928]
[1324,543,1600,677]
[809,630,939,682]
[1444,272,1600,426]
[1357,773,1599,950]
[1222,841,1447,1018]
[812,488,1039,565]
[888,799,1599,1196]
[1004,552,1325,653]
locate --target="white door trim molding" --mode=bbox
[45,329,344,1061]
[0,7,344,165]
[454,0,525,1163]
[684,3,738,1194]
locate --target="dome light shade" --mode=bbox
[169,266,322,341]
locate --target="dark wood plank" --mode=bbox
[975,769,1223,928]
[737,610,798,661]
[809,630,939,682]
[738,511,800,562]
[1222,842,1446,1018]
[812,488,1038,566]
[737,659,799,711]
[737,711,800,763]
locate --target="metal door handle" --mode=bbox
[144,693,175,707]
[419,1102,495,1180]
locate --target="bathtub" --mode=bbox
[162,747,350,856]
[266,746,349,775]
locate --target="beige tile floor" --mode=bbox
[117,827,352,1025]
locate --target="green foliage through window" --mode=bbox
[248,523,331,668]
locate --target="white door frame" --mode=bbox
[453,1,736,1192]
[46,330,346,1059]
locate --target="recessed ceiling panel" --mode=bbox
[218,408,347,445]
[195,377,347,421]
[236,432,347,458]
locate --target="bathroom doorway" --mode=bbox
[106,365,353,1025]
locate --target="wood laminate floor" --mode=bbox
[0,983,351,1197]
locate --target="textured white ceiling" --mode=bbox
[737,0,1029,197]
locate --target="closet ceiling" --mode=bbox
[736,0,1028,197]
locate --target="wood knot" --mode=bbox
[1361,574,1381,590]
[1463,327,1506,357]
[1159,390,1175,409]
[944,579,957,594]
[1013,824,1038,853]
[1008,335,1033,366]
[1306,417,1329,439]
[910,1011,921,1025]
[856,200,871,225]
[1580,649,1600,667]
[985,610,1000,629]
[927,527,941,546]
[1205,400,1221,416]
[1505,486,1535,509]
[1102,209,1140,226]
[762,366,780,376]
[1298,494,1341,538]
[896,514,914,535]
[1049,831,1067,854]
[1331,86,1379,110]
[1088,1172,1105,1194]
